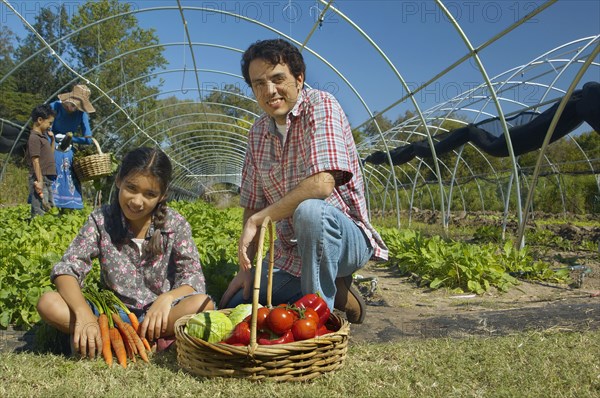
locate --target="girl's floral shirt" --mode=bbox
[51,206,206,311]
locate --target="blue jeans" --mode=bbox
[226,199,374,310]
[89,304,138,324]
[29,175,55,217]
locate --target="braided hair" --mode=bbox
[105,147,172,256]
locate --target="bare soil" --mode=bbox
[343,210,600,343]
[348,251,600,343]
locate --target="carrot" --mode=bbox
[104,290,152,358]
[97,314,113,367]
[112,312,149,363]
[82,290,112,367]
[127,312,140,334]
[109,327,127,368]
[113,296,144,339]
[141,337,152,352]
[123,322,149,362]
[127,312,151,354]
[94,291,126,368]
[119,328,136,362]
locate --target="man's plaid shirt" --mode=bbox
[240,89,388,276]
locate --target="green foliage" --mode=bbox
[12,6,71,99]
[0,155,30,205]
[0,26,43,123]
[169,201,242,300]
[0,198,581,330]
[0,205,94,328]
[379,227,567,295]
[525,228,573,251]
[472,225,503,243]
[0,201,244,330]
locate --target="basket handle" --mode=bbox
[91,137,104,155]
[249,217,275,348]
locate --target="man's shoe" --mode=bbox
[334,275,366,324]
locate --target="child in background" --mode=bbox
[37,147,213,358]
[26,104,57,217]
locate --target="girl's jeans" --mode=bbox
[226,199,373,310]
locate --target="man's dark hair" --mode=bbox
[241,39,306,86]
[30,104,56,122]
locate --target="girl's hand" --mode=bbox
[72,310,102,358]
[139,294,173,341]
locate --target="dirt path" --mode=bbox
[348,261,600,343]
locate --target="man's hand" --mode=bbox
[238,217,261,271]
[219,269,253,309]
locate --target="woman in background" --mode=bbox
[50,84,95,211]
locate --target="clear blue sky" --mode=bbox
[3,0,600,127]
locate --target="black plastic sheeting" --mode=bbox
[0,120,30,156]
[364,81,600,166]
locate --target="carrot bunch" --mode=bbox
[83,289,152,368]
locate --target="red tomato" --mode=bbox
[294,293,331,326]
[277,303,300,321]
[244,307,271,331]
[303,307,319,324]
[224,321,251,345]
[267,307,295,335]
[291,318,318,341]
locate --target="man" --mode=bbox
[219,39,388,323]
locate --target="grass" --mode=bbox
[1,330,599,397]
[0,156,29,205]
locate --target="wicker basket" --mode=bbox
[72,138,113,182]
[175,218,350,382]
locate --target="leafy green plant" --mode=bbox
[0,206,94,328]
[472,225,503,243]
[379,227,568,295]
[526,229,573,251]
[169,201,242,300]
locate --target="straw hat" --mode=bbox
[58,84,96,113]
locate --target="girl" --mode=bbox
[37,147,213,358]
